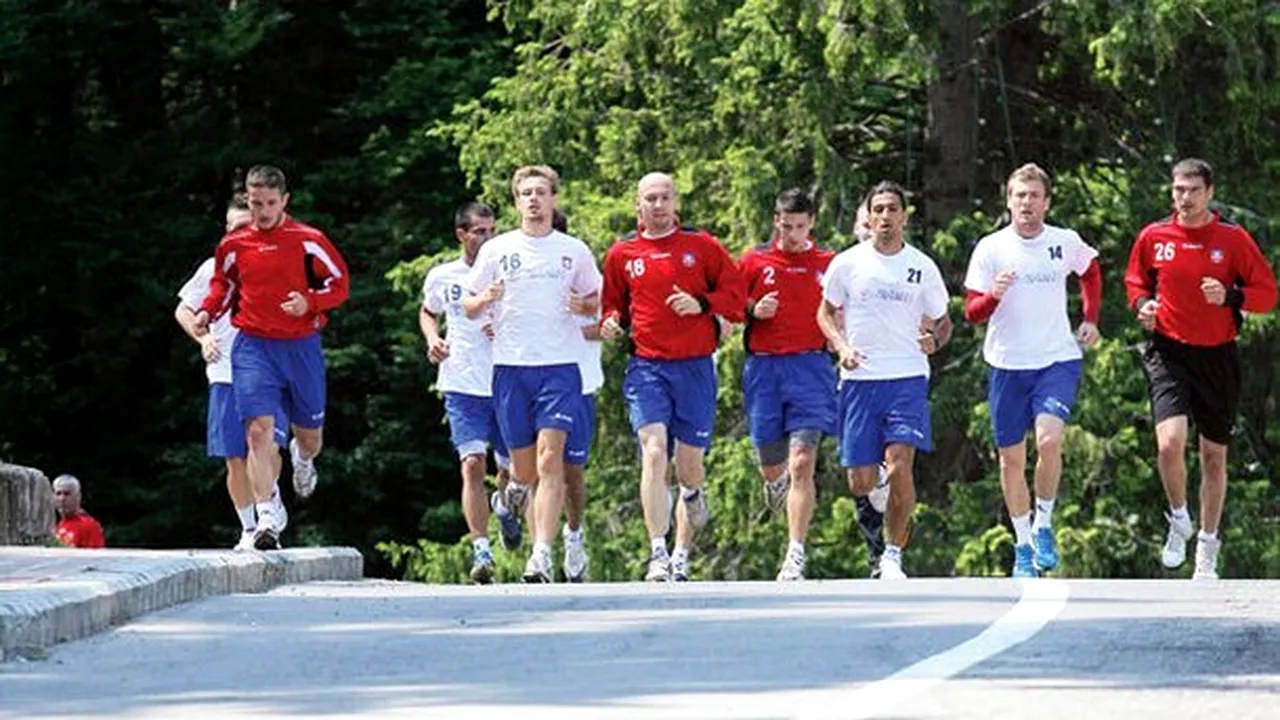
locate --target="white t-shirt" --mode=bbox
[822,242,950,381]
[423,258,495,396]
[578,313,604,395]
[466,229,603,367]
[964,224,1098,370]
[177,258,235,385]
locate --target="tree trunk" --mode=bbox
[923,1,981,233]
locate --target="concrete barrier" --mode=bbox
[0,546,363,661]
[0,462,55,546]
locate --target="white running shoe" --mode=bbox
[1192,536,1220,580]
[1161,511,1195,569]
[290,439,317,500]
[522,548,552,584]
[764,475,790,512]
[670,553,691,582]
[645,554,671,582]
[563,525,588,583]
[776,548,805,581]
[868,463,890,514]
[504,481,532,516]
[878,552,907,580]
[233,530,257,552]
[270,486,288,532]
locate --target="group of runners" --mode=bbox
[175,158,1276,583]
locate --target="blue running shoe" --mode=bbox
[1033,527,1059,571]
[490,490,523,551]
[1012,543,1037,578]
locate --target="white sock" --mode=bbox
[650,537,668,557]
[1169,504,1191,522]
[1033,497,1055,530]
[472,537,491,554]
[883,544,903,563]
[1199,530,1218,542]
[565,527,583,543]
[787,540,805,557]
[671,545,690,564]
[680,484,701,501]
[254,502,276,527]
[1012,513,1033,546]
[236,505,255,532]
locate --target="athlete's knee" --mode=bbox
[1199,442,1228,476]
[295,428,323,456]
[1035,431,1063,458]
[246,418,275,448]
[847,466,878,496]
[460,454,486,478]
[536,443,565,478]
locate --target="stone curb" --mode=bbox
[0,547,363,661]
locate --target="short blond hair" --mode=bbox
[511,165,560,197]
[1006,163,1052,197]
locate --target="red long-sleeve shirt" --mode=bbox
[602,226,746,360]
[1124,213,1276,346]
[738,238,835,355]
[201,216,350,339]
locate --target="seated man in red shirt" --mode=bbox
[52,474,106,548]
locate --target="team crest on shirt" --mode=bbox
[561,255,573,269]
[1209,248,1225,264]
[682,252,696,267]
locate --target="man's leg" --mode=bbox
[637,423,673,581]
[998,442,1035,576]
[1030,414,1067,570]
[562,462,589,582]
[671,440,708,580]
[246,414,284,549]
[459,452,494,583]
[1192,437,1229,579]
[1155,415,1194,567]
[777,435,818,581]
[226,458,256,549]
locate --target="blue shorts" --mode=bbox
[743,352,838,447]
[443,392,508,462]
[623,356,717,449]
[989,360,1082,448]
[231,333,327,429]
[838,376,933,468]
[565,393,597,466]
[493,364,582,451]
[207,383,288,459]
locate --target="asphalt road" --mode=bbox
[2,579,1277,719]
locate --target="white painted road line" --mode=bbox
[364,579,1069,720]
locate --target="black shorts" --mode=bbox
[1140,334,1241,445]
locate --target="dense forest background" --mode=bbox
[2,0,1277,580]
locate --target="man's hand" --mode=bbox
[483,279,505,304]
[1137,298,1159,331]
[666,285,702,316]
[1200,277,1226,306]
[917,315,939,355]
[753,291,780,319]
[427,336,450,364]
[600,315,625,340]
[281,291,309,317]
[836,343,864,370]
[199,334,220,363]
[568,291,597,316]
[1076,321,1100,348]
[991,270,1017,300]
